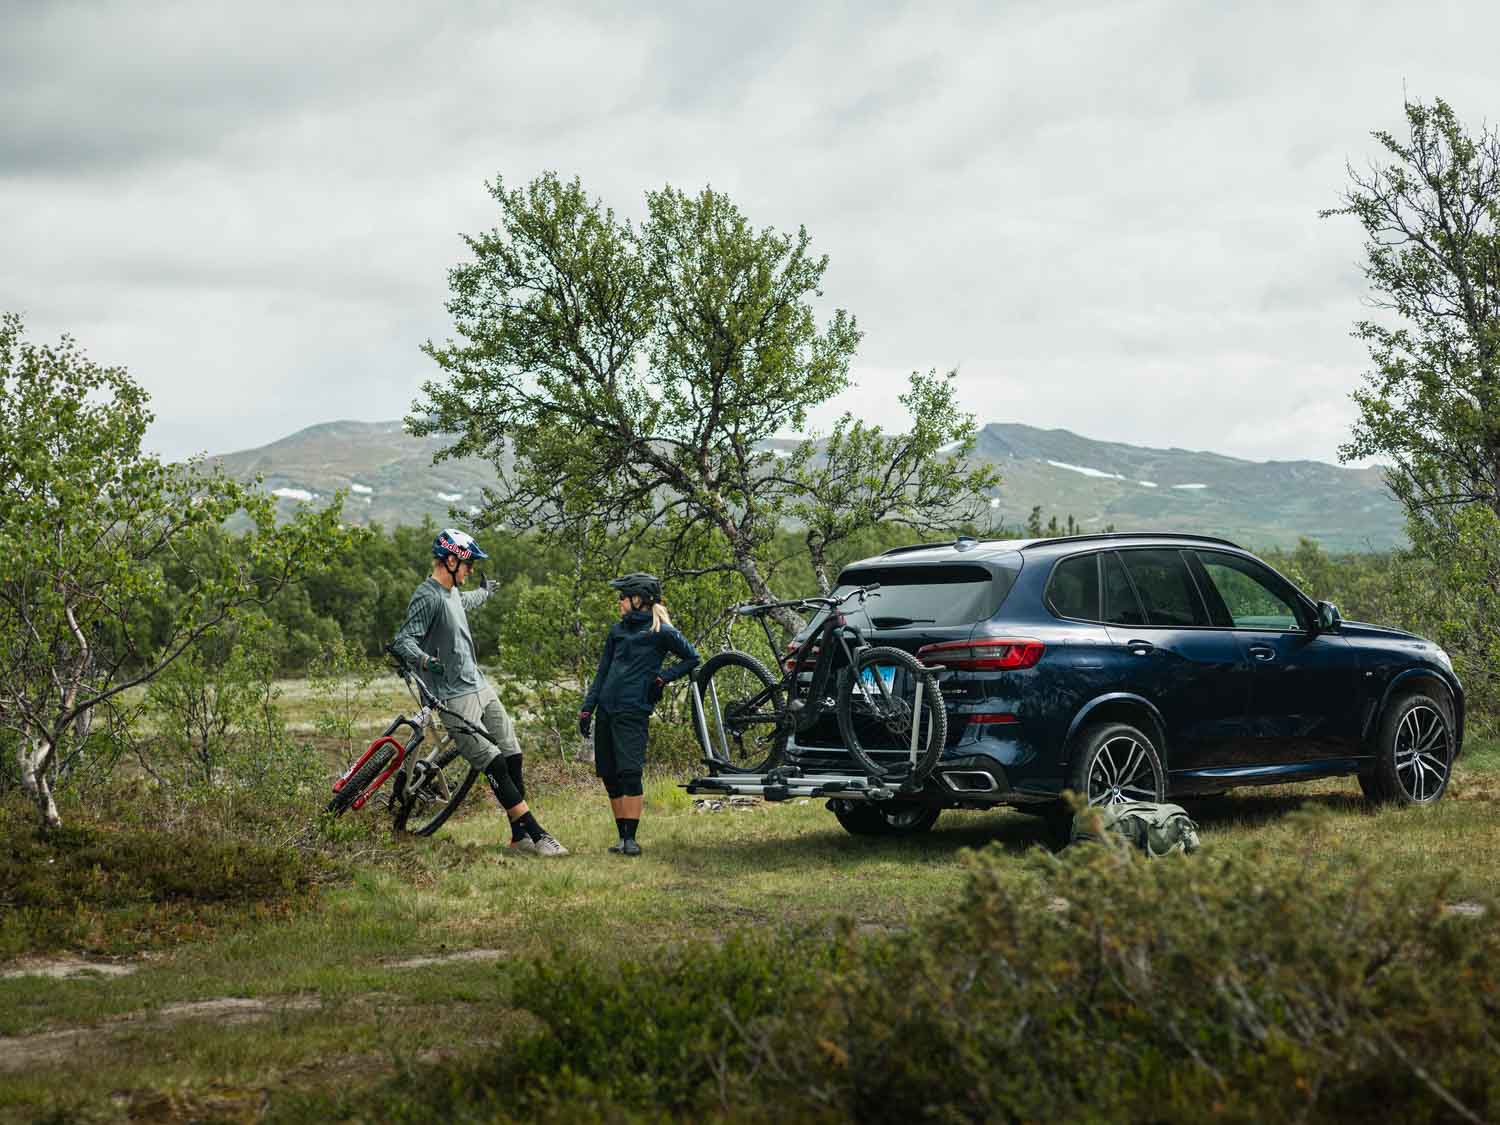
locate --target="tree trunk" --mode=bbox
[807,535,833,596]
[19,736,62,830]
[732,552,805,640]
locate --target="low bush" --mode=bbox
[0,792,331,958]
[344,815,1499,1124]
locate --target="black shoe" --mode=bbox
[621,838,642,857]
[607,838,626,854]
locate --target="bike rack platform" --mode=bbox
[683,768,896,803]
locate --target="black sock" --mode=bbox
[513,811,545,842]
[618,818,639,841]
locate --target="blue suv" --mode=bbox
[784,533,1464,837]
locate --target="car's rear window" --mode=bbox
[832,563,1017,628]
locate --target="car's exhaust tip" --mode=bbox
[943,770,998,793]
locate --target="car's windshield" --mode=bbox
[807,561,1019,634]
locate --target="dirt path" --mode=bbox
[0,996,320,1073]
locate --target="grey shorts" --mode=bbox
[440,682,521,770]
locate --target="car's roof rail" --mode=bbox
[879,535,982,558]
[1021,532,1245,551]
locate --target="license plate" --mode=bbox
[859,666,896,695]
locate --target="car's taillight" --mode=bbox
[916,638,1045,670]
[784,643,821,673]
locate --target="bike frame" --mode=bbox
[331,708,430,811]
[332,647,496,815]
[691,586,895,768]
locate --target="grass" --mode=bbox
[3,704,1498,1123]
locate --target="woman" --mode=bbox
[578,573,699,856]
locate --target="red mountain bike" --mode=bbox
[325,647,485,836]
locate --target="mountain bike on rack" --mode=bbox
[325,646,484,836]
[685,584,947,804]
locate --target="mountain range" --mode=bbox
[208,420,1405,552]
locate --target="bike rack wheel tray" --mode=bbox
[683,766,897,804]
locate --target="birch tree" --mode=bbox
[1326,97,1500,707]
[414,174,991,636]
[0,314,344,828]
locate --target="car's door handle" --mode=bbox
[1125,640,1154,656]
[1248,644,1276,662]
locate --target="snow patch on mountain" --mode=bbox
[1047,460,1125,481]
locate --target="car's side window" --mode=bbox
[1117,549,1210,627]
[1195,551,1305,631]
[1046,553,1100,620]
[1101,551,1147,626]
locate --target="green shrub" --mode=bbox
[354,819,1499,1123]
[0,793,328,957]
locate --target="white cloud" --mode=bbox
[437,491,462,502]
[3,1,1496,465]
[350,482,373,494]
[1172,483,1208,490]
[272,486,315,501]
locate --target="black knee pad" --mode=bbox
[484,759,523,810]
[601,774,624,799]
[505,753,525,800]
[618,770,644,798]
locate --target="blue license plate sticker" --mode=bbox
[859,665,896,694]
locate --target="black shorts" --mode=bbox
[595,710,649,776]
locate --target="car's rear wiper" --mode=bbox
[869,616,936,627]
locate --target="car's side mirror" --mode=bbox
[1316,601,1342,632]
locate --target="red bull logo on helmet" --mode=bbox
[434,528,480,560]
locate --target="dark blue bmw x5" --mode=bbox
[785,533,1464,837]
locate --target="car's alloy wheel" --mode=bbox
[1394,703,1453,802]
[1086,734,1161,806]
[1069,721,1167,808]
[1362,691,1455,806]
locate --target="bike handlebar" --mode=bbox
[730,583,881,618]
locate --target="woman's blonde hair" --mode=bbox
[650,602,671,632]
[629,594,672,632]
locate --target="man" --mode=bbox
[392,528,567,856]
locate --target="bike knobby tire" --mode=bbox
[393,742,480,836]
[326,743,398,816]
[836,646,947,781]
[694,650,787,774]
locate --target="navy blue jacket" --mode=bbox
[583,611,700,715]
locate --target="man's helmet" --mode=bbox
[432,528,489,562]
[608,572,662,603]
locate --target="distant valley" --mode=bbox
[209,420,1405,552]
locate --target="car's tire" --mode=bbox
[1067,721,1167,807]
[1360,691,1455,806]
[829,799,941,837]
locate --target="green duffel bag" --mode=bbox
[1070,801,1201,857]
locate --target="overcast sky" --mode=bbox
[3,0,1496,465]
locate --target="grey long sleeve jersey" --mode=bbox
[391,577,493,700]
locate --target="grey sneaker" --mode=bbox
[620,838,642,857]
[533,834,570,857]
[508,837,537,855]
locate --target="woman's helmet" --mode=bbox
[608,572,662,603]
[432,528,489,562]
